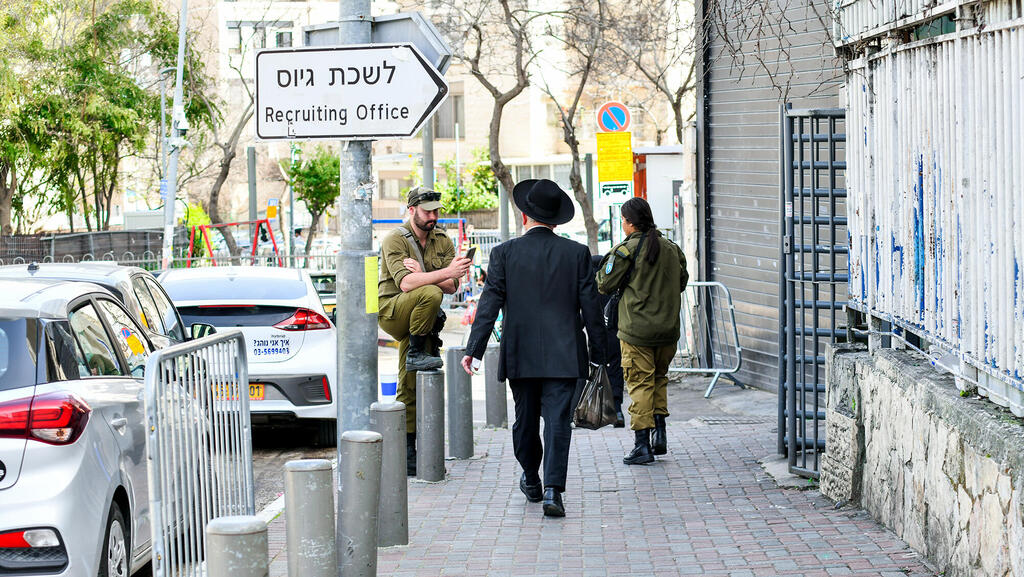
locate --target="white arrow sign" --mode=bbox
[255,43,448,141]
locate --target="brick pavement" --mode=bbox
[264,387,938,577]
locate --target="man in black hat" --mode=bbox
[461,179,606,518]
[379,186,472,475]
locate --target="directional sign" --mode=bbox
[597,101,631,133]
[255,43,448,141]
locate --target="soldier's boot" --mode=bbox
[623,428,655,465]
[652,414,668,455]
[428,311,446,357]
[406,334,443,372]
[406,432,417,476]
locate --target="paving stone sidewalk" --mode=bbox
[264,378,938,577]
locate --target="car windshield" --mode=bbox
[310,275,335,296]
[0,318,39,391]
[162,276,307,301]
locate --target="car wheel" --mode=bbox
[313,419,337,447]
[98,503,129,577]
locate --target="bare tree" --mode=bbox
[607,0,698,144]
[431,0,550,235]
[536,0,611,252]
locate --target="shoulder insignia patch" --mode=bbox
[605,260,614,274]
[614,246,631,259]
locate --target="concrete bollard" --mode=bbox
[445,346,473,459]
[484,343,507,428]
[338,430,382,577]
[369,401,408,547]
[206,516,268,577]
[284,459,335,577]
[416,370,445,481]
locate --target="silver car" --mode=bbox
[0,278,156,576]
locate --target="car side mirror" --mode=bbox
[329,310,337,325]
[190,323,217,340]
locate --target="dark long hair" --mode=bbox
[621,197,661,264]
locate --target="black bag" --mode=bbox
[603,233,647,331]
[572,365,618,430]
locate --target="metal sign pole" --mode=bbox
[335,0,378,439]
[161,0,189,270]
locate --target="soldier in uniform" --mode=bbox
[379,187,472,474]
[596,197,688,465]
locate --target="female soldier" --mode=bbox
[596,197,688,464]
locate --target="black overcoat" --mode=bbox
[466,226,606,381]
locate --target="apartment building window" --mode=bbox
[276,31,292,48]
[379,178,411,200]
[433,94,464,139]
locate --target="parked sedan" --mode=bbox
[0,262,194,348]
[0,278,157,576]
[159,267,337,445]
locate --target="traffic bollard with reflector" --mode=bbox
[445,346,473,459]
[484,343,507,428]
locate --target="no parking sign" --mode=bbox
[596,102,631,132]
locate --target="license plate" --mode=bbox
[215,384,265,401]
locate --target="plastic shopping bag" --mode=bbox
[572,365,618,430]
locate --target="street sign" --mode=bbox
[597,101,631,132]
[267,198,279,220]
[255,43,448,141]
[302,13,452,73]
[596,131,633,182]
[600,182,633,197]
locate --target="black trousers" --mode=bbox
[509,377,576,492]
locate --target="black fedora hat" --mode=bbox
[512,179,575,226]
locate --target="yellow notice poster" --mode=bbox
[596,132,633,182]
[365,256,379,314]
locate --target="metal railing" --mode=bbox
[145,331,255,577]
[671,281,743,398]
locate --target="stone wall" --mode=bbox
[822,344,1024,577]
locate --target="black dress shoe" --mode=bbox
[519,473,543,502]
[614,409,625,428]
[542,488,565,517]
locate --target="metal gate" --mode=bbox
[777,106,848,478]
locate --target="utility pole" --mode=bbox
[161,0,190,270]
[335,0,377,436]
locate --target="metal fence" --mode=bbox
[144,331,255,577]
[671,281,743,398]
[846,15,1024,416]
[779,107,848,478]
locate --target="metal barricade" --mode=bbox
[145,331,255,577]
[671,281,743,398]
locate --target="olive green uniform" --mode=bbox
[378,224,456,432]
[596,232,688,430]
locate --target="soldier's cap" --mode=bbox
[407,186,443,211]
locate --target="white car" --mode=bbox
[159,267,337,445]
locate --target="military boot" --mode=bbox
[406,432,417,476]
[652,414,667,455]
[406,334,443,372]
[428,310,446,357]
[623,428,655,465]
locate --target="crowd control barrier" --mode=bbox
[144,331,255,576]
[671,281,743,398]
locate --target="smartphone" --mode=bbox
[464,246,477,261]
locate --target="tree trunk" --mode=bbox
[564,130,599,253]
[0,163,15,235]
[305,211,320,258]
[206,144,241,257]
[672,98,684,145]
[488,100,523,235]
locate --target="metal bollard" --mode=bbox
[445,346,473,459]
[416,370,446,481]
[206,516,268,577]
[484,343,507,428]
[370,401,408,546]
[284,460,335,577]
[338,430,382,577]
